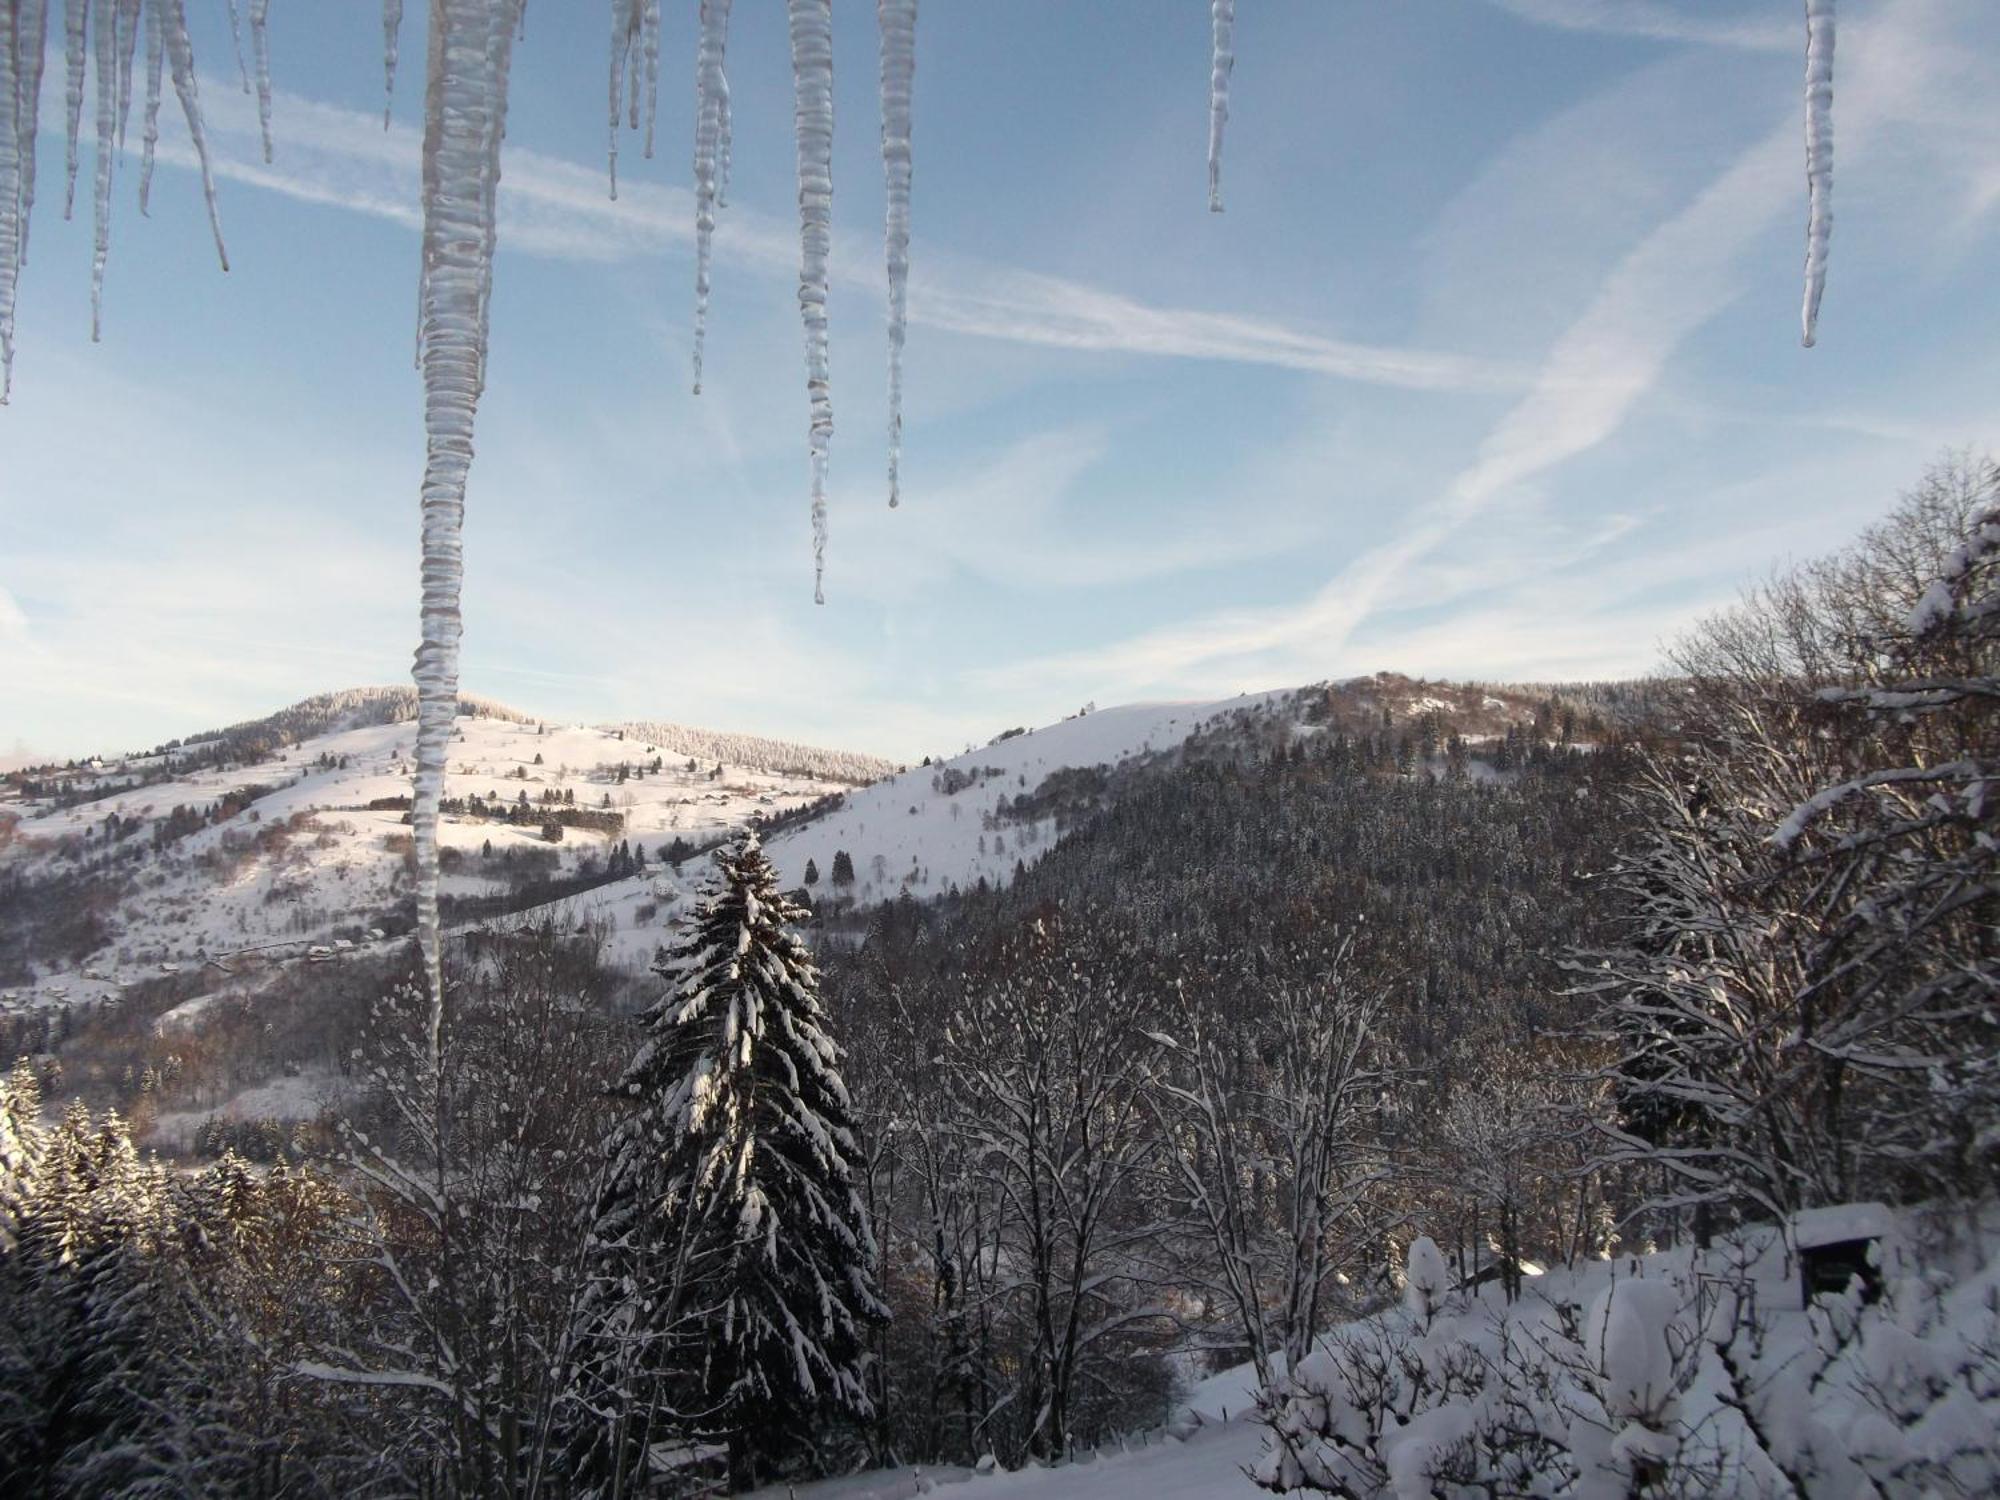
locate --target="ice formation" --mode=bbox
[1801,0,1833,347]
[878,0,915,508]
[62,0,86,215]
[691,0,733,395]
[13,0,48,262]
[788,0,834,601]
[381,0,400,124]
[606,0,659,199]
[88,0,113,338]
[139,3,161,210]
[410,0,523,1040]
[0,2,24,399]
[1208,0,1233,212]
[250,0,272,163]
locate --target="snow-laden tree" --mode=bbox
[1144,939,1388,1390]
[933,913,1174,1463]
[1580,456,2000,1227]
[580,830,885,1491]
[306,917,627,1498]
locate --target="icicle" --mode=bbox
[249,0,272,163]
[691,0,733,395]
[382,0,401,127]
[411,0,523,1046]
[15,0,49,263]
[787,0,834,602]
[878,0,915,508]
[139,0,161,212]
[1207,0,1232,212]
[158,0,228,270]
[113,0,138,153]
[607,0,640,197]
[223,0,247,93]
[1800,0,1833,347]
[63,0,86,217]
[716,66,731,206]
[89,0,114,339]
[640,0,660,159]
[0,1,22,401]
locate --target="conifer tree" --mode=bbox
[582,831,885,1489]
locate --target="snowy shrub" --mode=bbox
[1258,1210,2000,1500]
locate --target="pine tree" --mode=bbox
[582,831,885,1489]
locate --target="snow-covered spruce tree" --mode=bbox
[580,830,885,1491]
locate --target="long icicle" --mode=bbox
[382,0,401,126]
[0,1,22,400]
[412,0,523,1050]
[639,0,659,159]
[113,0,138,153]
[691,0,732,395]
[88,0,114,338]
[716,64,731,206]
[223,0,247,92]
[1207,0,1232,212]
[138,0,161,212]
[787,0,833,602]
[249,0,272,162]
[158,0,228,270]
[15,0,49,263]
[878,0,914,508]
[1800,0,1833,347]
[607,0,640,197]
[62,0,86,217]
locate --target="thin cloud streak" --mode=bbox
[160,85,1522,397]
[1475,0,1791,50]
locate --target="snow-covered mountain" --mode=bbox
[2,674,1624,1002]
[511,672,1626,963]
[0,688,892,1009]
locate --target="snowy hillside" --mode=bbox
[533,671,1614,964]
[0,688,892,1008]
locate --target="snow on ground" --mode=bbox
[764,1202,2000,1500]
[149,1069,348,1149]
[753,1377,1271,1500]
[762,694,1295,904]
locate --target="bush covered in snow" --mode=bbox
[1257,1210,2000,1499]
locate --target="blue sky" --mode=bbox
[4,0,1999,764]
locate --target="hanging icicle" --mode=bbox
[691,0,733,395]
[63,0,86,216]
[158,0,230,271]
[607,0,641,197]
[139,0,162,211]
[410,0,524,1046]
[639,0,660,160]
[249,0,273,162]
[382,0,401,126]
[1208,0,1233,213]
[878,0,915,508]
[787,0,834,602]
[0,0,27,401]
[1800,0,1833,347]
[15,0,49,263]
[89,0,115,338]
[224,0,247,92]
[113,0,139,153]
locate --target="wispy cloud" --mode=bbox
[975,0,1970,703]
[160,86,1520,396]
[1474,0,1791,50]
